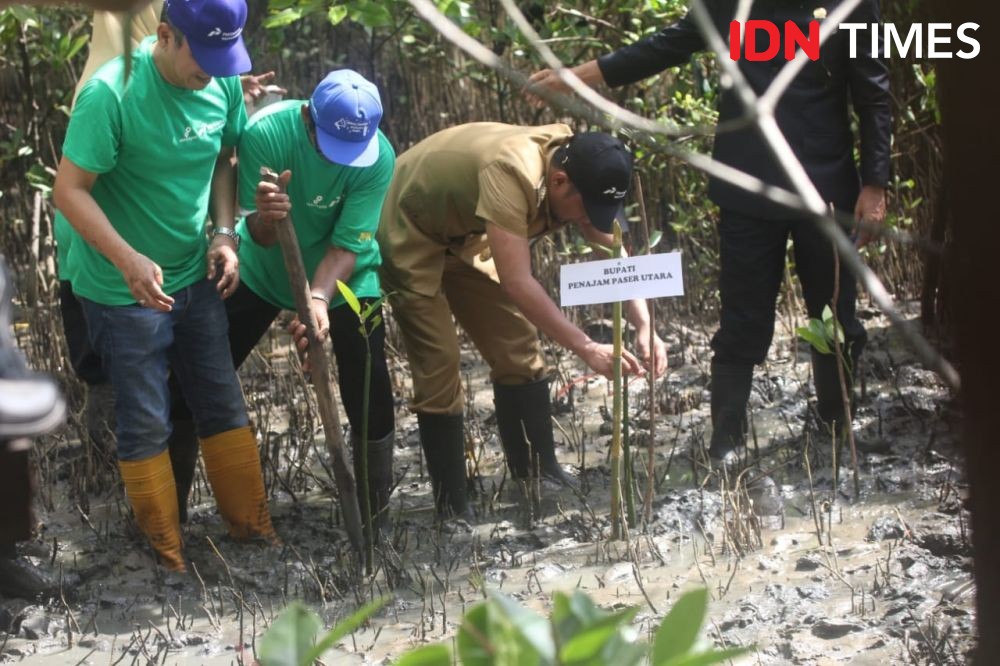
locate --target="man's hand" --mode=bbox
[853,185,887,248]
[240,71,286,109]
[635,327,669,378]
[118,251,174,311]
[207,235,239,298]
[523,60,604,108]
[287,300,330,373]
[255,170,292,224]
[580,340,644,379]
[524,68,572,108]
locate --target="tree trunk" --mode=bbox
[935,3,1000,662]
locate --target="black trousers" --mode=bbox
[0,443,32,549]
[58,280,106,386]
[170,282,395,440]
[710,208,867,365]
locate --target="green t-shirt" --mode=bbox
[55,36,246,304]
[235,100,394,310]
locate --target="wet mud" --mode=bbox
[0,303,973,664]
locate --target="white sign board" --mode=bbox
[560,252,684,307]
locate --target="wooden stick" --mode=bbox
[610,220,625,540]
[633,174,658,525]
[260,167,365,561]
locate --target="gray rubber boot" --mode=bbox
[708,360,754,463]
[167,419,199,524]
[493,378,575,486]
[352,430,395,537]
[416,413,470,519]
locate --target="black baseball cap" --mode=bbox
[556,132,633,233]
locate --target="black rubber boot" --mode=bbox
[493,378,575,486]
[352,430,395,537]
[708,360,754,463]
[811,346,861,432]
[167,419,199,524]
[0,541,53,600]
[810,346,885,451]
[416,413,469,519]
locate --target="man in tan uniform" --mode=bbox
[73,2,164,103]
[378,122,668,518]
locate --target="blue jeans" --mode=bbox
[80,278,249,461]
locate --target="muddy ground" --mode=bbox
[0,301,974,664]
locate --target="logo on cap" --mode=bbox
[206,26,243,41]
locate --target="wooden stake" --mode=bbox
[260,167,365,562]
[633,174,658,525]
[610,220,625,540]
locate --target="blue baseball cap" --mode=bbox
[165,0,251,78]
[309,70,382,167]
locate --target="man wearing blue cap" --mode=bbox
[52,0,275,572]
[170,69,397,536]
[376,123,668,519]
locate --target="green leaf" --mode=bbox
[604,639,648,666]
[337,279,362,316]
[65,33,88,60]
[348,0,393,28]
[823,318,844,345]
[660,645,753,666]
[302,596,389,664]
[589,242,613,256]
[361,296,385,321]
[488,592,554,663]
[257,602,322,666]
[263,7,303,28]
[821,308,845,345]
[652,588,708,665]
[456,603,494,666]
[647,230,664,250]
[395,644,452,666]
[796,325,827,355]
[559,623,620,664]
[5,5,37,23]
[327,4,348,25]
[553,590,637,650]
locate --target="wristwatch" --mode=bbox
[212,226,241,251]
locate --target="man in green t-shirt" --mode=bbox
[52,0,275,573]
[170,69,397,535]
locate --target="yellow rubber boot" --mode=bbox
[200,426,277,541]
[118,451,186,572]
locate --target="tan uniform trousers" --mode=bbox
[383,251,546,416]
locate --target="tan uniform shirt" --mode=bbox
[378,122,573,298]
[73,2,163,104]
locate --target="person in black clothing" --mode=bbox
[527,0,890,463]
[1,257,66,598]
